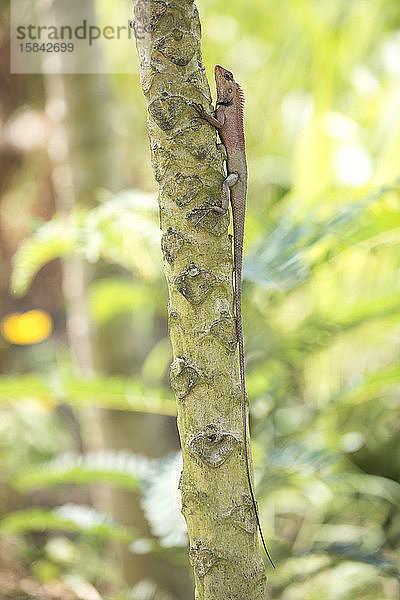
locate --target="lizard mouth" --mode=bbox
[214,64,234,81]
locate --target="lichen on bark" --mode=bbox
[132,0,267,597]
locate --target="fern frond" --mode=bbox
[141,454,188,548]
[11,190,161,297]
[14,450,150,492]
[0,504,132,542]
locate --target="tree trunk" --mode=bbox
[132,1,267,598]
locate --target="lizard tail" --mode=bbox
[234,258,276,569]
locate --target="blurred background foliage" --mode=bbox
[0,0,400,598]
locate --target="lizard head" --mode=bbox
[214,65,242,106]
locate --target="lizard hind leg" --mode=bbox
[192,202,226,227]
[209,172,239,225]
[224,172,239,188]
[192,173,238,227]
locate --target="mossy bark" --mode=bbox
[133,1,267,598]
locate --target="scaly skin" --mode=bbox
[193,65,275,568]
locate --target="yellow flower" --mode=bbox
[1,310,53,345]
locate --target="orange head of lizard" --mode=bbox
[214,65,241,106]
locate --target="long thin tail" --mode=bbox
[234,262,276,568]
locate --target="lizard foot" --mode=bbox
[192,103,211,121]
[192,102,205,115]
[191,204,225,227]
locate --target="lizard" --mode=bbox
[192,65,275,568]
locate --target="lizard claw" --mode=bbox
[192,102,206,116]
[191,205,213,226]
[191,204,224,227]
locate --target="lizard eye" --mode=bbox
[228,87,232,93]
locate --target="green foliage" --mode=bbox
[0,399,72,473]
[83,190,161,280]
[11,450,187,548]
[111,580,174,600]
[245,182,400,292]
[0,504,132,542]
[14,450,149,493]
[11,213,79,296]
[0,374,176,415]
[88,278,157,324]
[140,454,187,548]
[12,190,161,296]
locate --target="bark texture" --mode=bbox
[133,1,267,598]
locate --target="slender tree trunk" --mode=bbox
[133,2,267,598]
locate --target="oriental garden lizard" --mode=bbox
[193,65,275,568]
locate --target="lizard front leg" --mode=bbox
[192,103,236,224]
[193,103,225,129]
